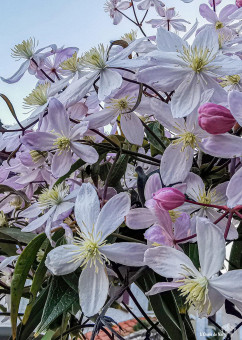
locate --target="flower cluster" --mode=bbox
[0,0,242,339]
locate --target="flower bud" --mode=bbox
[153,188,185,210]
[198,103,236,135]
[236,0,242,8]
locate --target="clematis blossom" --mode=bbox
[45,183,148,316]
[21,98,99,177]
[1,38,57,84]
[138,27,242,118]
[144,218,242,317]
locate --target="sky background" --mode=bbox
[0,0,235,125]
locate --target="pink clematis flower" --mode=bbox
[104,0,131,25]
[21,98,99,178]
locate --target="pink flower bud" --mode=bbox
[198,103,236,135]
[236,0,242,7]
[153,188,185,210]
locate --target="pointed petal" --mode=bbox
[126,208,156,229]
[120,113,144,146]
[98,69,122,101]
[144,246,200,279]
[1,60,30,84]
[228,90,242,126]
[74,183,100,233]
[160,144,193,185]
[226,166,242,208]
[21,206,56,232]
[95,192,130,240]
[210,270,242,301]
[45,244,82,275]
[71,143,99,164]
[48,98,70,135]
[79,263,109,316]
[196,217,225,278]
[51,150,72,178]
[201,134,242,158]
[146,281,182,296]
[102,242,148,266]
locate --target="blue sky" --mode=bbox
[0,0,233,125]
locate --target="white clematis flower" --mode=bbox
[138,27,242,118]
[45,183,148,316]
[144,217,242,317]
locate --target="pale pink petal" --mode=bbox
[102,242,148,266]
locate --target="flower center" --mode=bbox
[60,52,80,73]
[173,131,198,151]
[179,46,216,73]
[177,265,212,315]
[53,136,71,153]
[71,228,109,273]
[23,83,50,110]
[30,150,48,163]
[220,75,241,87]
[215,21,224,30]
[80,44,107,70]
[11,37,37,60]
[38,184,69,209]
[169,210,181,222]
[109,96,135,114]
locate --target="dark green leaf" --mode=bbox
[36,276,79,335]
[0,227,36,244]
[146,122,170,153]
[11,233,47,340]
[108,154,129,187]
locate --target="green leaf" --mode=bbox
[11,233,47,340]
[146,122,170,153]
[23,230,65,325]
[108,154,129,187]
[16,286,50,340]
[54,159,85,186]
[0,227,36,244]
[36,276,79,335]
[41,329,56,339]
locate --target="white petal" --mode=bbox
[95,192,130,241]
[144,173,162,201]
[156,27,184,52]
[21,206,56,232]
[144,246,200,279]
[85,108,116,129]
[19,202,42,218]
[228,90,242,126]
[102,242,148,266]
[210,270,242,301]
[160,144,193,185]
[226,166,242,208]
[79,262,109,316]
[0,60,30,84]
[120,113,144,146]
[192,28,219,55]
[196,217,225,278]
[71,143,99,164]
[201,134,242,158]
[146,281,182,296]
[45,244,82,275]
[184,172,205,201]
[171,74,202,118]
[0,256,18,271]
[126,208,156,229]
[98,69,122,101]
[74,183,100,233]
